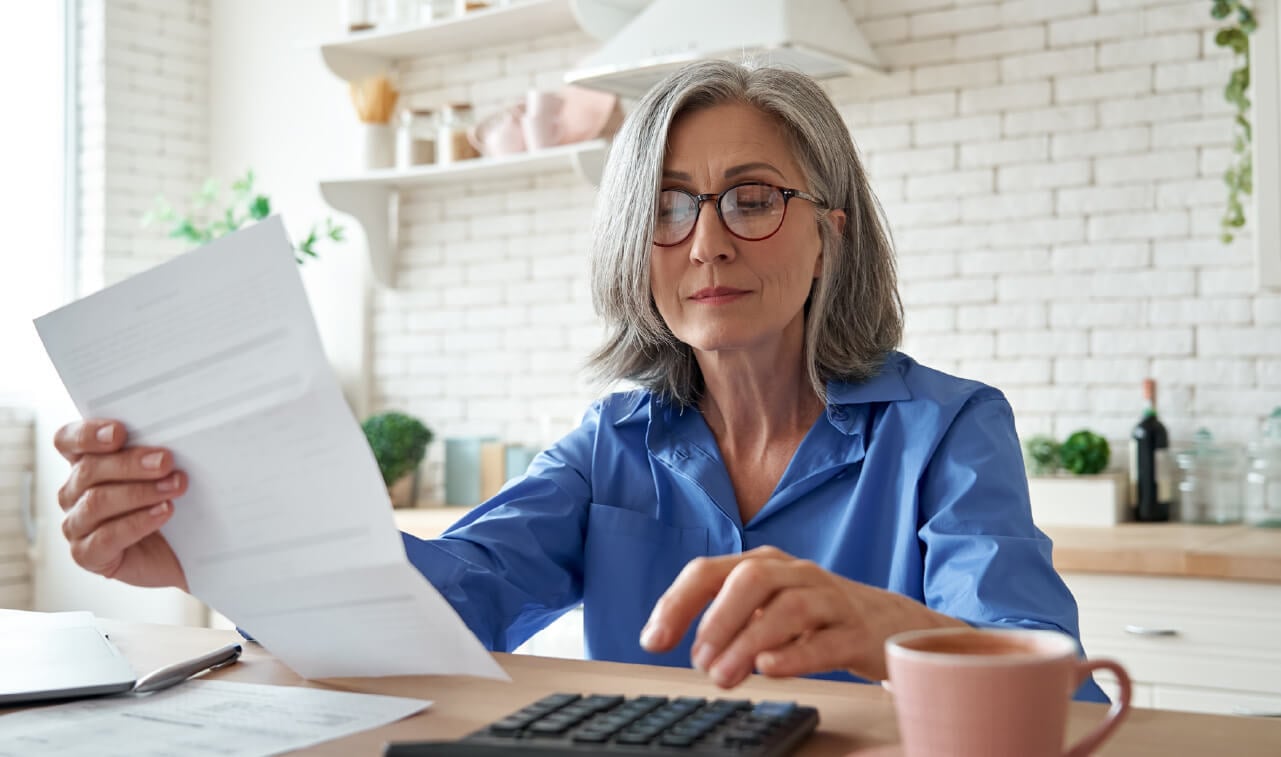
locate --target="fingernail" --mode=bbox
[692,642,716,672]
[96,425,115,444]
[640,623,664,650]
[142,452,164,470]
[156,474,179,492]
[710,657,742,687]
[149,501,170,517]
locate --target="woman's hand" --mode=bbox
[54,419,189,591]
[639,546,965,688]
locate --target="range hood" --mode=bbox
[564,0,883,98]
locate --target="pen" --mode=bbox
[132,642,243,694]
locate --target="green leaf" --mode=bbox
[1059,430,1110,476]
[249,195,271,220]
[230,170,254,195]
[1211,2,1230,19]
[195,178,219,207]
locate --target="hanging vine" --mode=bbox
[1210,0,1256,243]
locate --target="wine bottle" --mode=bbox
[1131,378,1172,522]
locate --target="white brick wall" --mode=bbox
[356,0,1281,500]
[0,409,34,610]
[80,0,209,293]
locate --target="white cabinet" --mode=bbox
[1064,572,1281,717]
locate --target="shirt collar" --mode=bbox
[616,352,914,433]
[824,352,913,407]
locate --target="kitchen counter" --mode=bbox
[394,509,1281,584]
[1043,523,1281,583]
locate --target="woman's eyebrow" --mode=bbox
[725,162,785,180]
[660,163,787,182]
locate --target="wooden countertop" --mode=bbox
[42,620,1281,756]
[394,509,1281,584]
[1043,523,1281,583]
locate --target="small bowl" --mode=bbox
[556,86,624,146]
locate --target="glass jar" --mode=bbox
[382,0,420,27]
[1174,429,1244,524]
[1245,407,1281,527]
[437,102,479,164]
[417,0,453,23]
[397,108,436,168]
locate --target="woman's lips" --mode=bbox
[689,287,749,304]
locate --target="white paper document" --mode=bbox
[35,217,506,680]
[0,679,431,757]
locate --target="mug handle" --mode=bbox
[1062,659,1132,757]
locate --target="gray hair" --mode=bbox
[586,60,903,407]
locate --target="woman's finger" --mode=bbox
[69,501,175,578]
[61,473,186,542]
[53,420,126,463]
[703,585,841,688]
[641,554,742,652]
[56,447,176,511]
[692,556,818,672]
[754,626,856,680]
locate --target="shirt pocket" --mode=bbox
[583,504,709,656]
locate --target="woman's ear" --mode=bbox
[827,209,847,238]
[814,209,846,279]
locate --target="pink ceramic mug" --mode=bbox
[884,628,1131,757]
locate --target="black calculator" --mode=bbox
[383,691,820,756]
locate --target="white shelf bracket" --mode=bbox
[320,46,389,83]
[320,181,397,288]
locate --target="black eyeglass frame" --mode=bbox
[651,181,827,247]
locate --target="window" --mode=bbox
[0,1,70,404]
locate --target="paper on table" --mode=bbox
[34,217,506,680]
[0,679,431,757]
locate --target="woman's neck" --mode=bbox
[696,325,824,455]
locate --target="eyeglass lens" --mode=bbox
[654,184,787,246]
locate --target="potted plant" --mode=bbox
[141,169,345,263]
[362,411,434,509]
[1024,430,1128,527]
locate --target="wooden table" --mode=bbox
[8,620,1275,756]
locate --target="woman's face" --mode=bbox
[649,103,839,361]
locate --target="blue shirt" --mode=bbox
[402,352,1107,702]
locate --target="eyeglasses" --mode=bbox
[652,182,826,247]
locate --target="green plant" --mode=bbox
[1023,434,1062,476]
[361,411,433,486]
[1059,430,1111,476]
[141,169,345,263]
[1210,0,1257,243]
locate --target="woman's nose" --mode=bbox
[687,203,736,265]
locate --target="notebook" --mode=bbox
[0,610,137,705]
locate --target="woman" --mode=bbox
[53,60,1105,701]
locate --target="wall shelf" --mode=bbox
[318,0,580,82]
[320,139,608,287]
